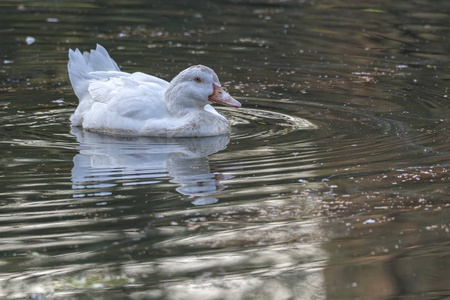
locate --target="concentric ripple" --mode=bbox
[224,106,317,139]
[1,92,449,299]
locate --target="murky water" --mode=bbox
[1,0,449,299]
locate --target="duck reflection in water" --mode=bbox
[70,128,231,205]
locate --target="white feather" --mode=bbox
[67,44,239,137]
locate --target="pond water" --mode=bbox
[1,0,449,299]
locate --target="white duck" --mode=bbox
[68,44,241,137]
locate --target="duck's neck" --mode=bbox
[164,85,206,117]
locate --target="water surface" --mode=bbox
[0,0,449,299]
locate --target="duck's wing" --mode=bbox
[87,71,170,120]
[68,45,171,128]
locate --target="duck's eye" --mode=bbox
[194,77,202,83]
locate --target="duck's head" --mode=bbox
[165,65,241,114]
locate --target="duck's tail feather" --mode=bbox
[68,44,120,101]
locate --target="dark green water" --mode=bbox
[0,0,449,299]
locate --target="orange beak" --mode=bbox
[208,84,241,108]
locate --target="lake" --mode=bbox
[0,0,449,299]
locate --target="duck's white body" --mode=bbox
[68,45,241,137]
